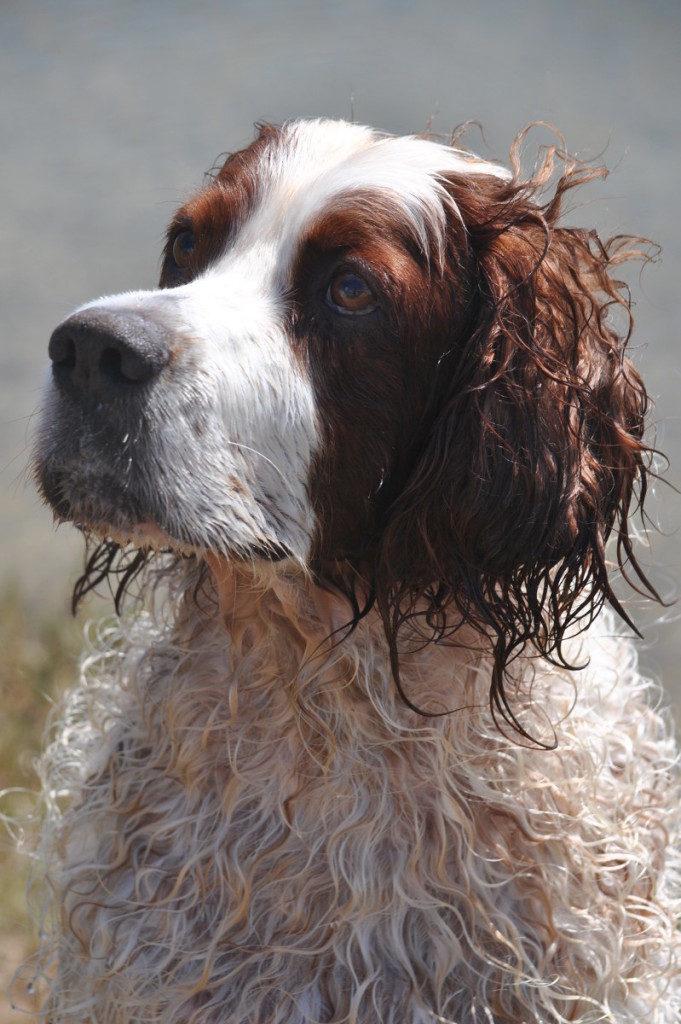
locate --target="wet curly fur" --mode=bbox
[28,119,680,1022]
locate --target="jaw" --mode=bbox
[40,455,311,568]
[36,384,318,568]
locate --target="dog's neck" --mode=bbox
[182,556,517,731]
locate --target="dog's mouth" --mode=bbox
[77,518,185,553]
[36,385,305,568]
[41,464,295,568]
[39,463,195,554]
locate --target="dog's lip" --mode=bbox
[75,517,195,555]
[126,520,174,547]
[72,510,294,564]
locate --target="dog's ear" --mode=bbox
[375,156,656,727]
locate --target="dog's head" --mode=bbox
[36,119,655,712]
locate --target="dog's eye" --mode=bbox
[327,271,377,315]
[172,229,196,268]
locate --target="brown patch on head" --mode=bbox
[160,124,283,288]
[288,189,477,566]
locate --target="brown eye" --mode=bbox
[172,229,196,268]
[327,271,377,315]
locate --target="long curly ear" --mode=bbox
[375,148,657,733]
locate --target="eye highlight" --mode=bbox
[171,229,196,269]
[326,270,377,315]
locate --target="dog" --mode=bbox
[31,118,680,1022]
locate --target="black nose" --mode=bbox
[48,309,171,400]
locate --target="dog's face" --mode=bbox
[36,119,508,566]
[36,117,651,695]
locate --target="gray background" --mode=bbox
[2,0,680,703]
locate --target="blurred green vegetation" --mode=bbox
[0,585,82,1021]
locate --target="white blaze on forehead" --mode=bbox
[225,118,511,269]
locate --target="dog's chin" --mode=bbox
[68,516,202,560]
[72,514,295,568]
[40,463,301,567]
[85,519,186,553]
[40,474,204,557]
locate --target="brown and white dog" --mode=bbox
[32,119,680,1023]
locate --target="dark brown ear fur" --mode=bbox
[373,144,657,734]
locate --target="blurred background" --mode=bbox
[1,0,680,1015]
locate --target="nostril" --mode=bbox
[99,346,125,384]
[99,345,151,385]
[97,345,158,385]
[48,331,76,371]
[115,344,165,383]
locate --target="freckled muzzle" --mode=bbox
[37,308,172,531]
[37,297,316,563]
